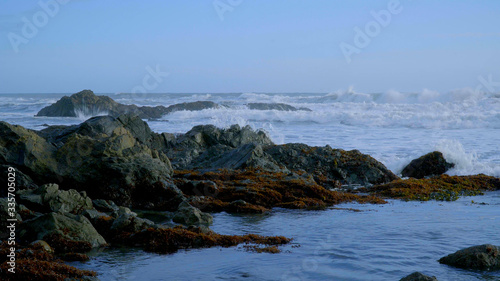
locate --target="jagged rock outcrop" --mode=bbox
[439,244,500,270]
[36,90,221,119]
[401,151,454,179]
[164,124,274,170]
[247,103,311,111]
[264,144,398,186]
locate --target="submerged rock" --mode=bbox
[247,102,311,111]
[401,151,454,179]
[36,89,222,119]
[438,244,500,270]
[400,272,438,281]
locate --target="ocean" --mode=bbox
[1,90,499,280]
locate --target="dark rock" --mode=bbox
[265,144,398,186]
[197,143,284,172]
[18,183,93,214]
[172,201,213,226]
[438,244,500,270]
[0,121,59,184]
[36,90,222,119]
[110,207,156,233]
[164,101,221,113]
[400,272,438,281]
[19,212,107,248]
[247,103,311,111]
[402,151,454,179]
[166,124,273,170]
[0,165,38,197]
[92,199,119,213]
[49,115,174,208]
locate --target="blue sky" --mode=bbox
[0,0,499,93]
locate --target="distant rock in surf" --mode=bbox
[401,151,454,179]
[36,89,221,119]
[247,102,312,111]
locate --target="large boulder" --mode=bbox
[402,151,454,179]
[51,115,175,208]
[36,90,222,119]
[264,144,398,186]
[438,244,500,270]
[400,272,438,281]
[19,212,107,248]
[0,122,59,184]
[1,114,177,209]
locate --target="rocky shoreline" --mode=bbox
[2,94,500,279]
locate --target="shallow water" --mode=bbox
[72,191,500,281]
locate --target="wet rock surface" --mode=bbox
[439,244,500,271]
[401,151,455,179]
